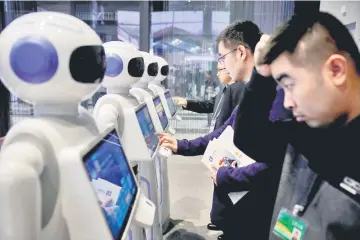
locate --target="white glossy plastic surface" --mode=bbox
[0,14,155,240]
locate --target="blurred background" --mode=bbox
[1,0,358,137]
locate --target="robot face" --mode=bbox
[152,56,169,84]
[102,41,145,89]
[0,12,105,105]
[137,51,158,85]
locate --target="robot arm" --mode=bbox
[0,141,44,240]
[95,104,119,132]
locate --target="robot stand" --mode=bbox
[93,41,166,240]
[130,51,177,234]
[94,93,163,240]
[130,87,172,233]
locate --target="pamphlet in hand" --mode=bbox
[201,126,256,204]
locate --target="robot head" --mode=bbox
[102,41,145,90]
[0,12,106,105]
[152,56,169,85]
[135,51,158,87]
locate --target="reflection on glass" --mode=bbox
[151,1,294,134]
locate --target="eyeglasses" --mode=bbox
[217,45,249,64]
[218,48,237,64]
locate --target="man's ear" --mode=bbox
[237,45,247,60]
[323,54,347,87]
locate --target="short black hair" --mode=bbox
[262,12,360,74]
[217,20,263,53]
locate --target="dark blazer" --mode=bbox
[184,81,245,130]
[177,87,290,230]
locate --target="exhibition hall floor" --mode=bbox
[165,134,220,240]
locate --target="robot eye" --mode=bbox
[161,65,169,76]
[147,62,158,77]
[69,45,106,84]
[128,57,145,77]
[105,53,123,77]
[10,36,59,84]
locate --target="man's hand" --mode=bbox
[156,132,178,153]
[210,161,225,185]
[211,172,217,186]
[254,34,272,77]
[172,97,187,106]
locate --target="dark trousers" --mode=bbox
[211,184,232,229]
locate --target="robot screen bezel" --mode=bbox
[134,103,160,158]
[164,90,176,117]
[80,126,138,240]
[153,95,169,130]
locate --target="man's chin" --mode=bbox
[305,120,329,128]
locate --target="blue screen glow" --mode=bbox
[164,91,176,116]
[83,129,137,240]
[153,96,168,130]
[136,105,159,157]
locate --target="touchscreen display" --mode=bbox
[83,129,137,240]
[165,91,176,117]
[153,96,168,130]
[136,104,159,156]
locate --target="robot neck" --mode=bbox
[149,82,162,87]
[34,103,79,116]
[106,87,130,95]
[132,82,148,89]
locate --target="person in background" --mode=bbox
[204,70,218,126]
[234,12,360,240]
[173,62,245,132]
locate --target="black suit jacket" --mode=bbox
[184,81,246,130]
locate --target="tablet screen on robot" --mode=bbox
[165,90,176,117]
[83,129,138,240]
[136,104,159,157]
[153,95,168,130]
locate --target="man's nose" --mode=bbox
[283,92,295,110]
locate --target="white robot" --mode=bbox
[93,41,169,240]
[0,12,155,240]
[148,56,180,121]
[128,51,174,233]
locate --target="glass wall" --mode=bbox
[2,1,294,133]
[151,1,294,134]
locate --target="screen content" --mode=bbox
[136,105,159,157]
[83,129,137,240]
[153,96,168,130]
[165,91,176,116]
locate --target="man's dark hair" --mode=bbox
[217,20,263,53]
[261,12,360,74]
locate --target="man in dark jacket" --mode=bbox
[159,21,287,240]
[234,12,360,240]
[173,62,245,131]
[159,87,289,240]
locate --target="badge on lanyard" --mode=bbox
[273,206,307,240]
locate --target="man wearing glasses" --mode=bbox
[158,21,291,240]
